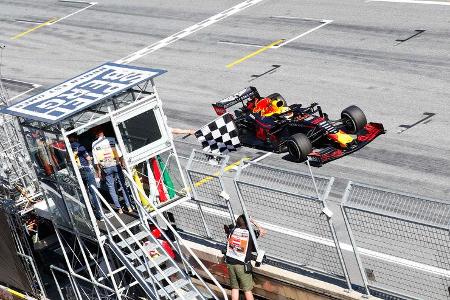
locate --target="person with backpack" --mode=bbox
[224,214,266,300]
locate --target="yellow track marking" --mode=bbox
[11,17,58,40]
[226,39,285,68]
[194,157,249,187]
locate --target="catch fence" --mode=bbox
[234,161,351,287]
[169,148,450,299]
[168,150,235,244]
[341,181,450,300]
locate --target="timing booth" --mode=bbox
[1,62,190,237]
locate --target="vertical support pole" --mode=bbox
[341,182,371,297]
[306,158,353,291]
[186,150,213,238]
[50,267,66,300]
[74,236,106,300]
[96,236,123,300]
[153,82,191,197]
[233,161,261,255]
[54,226,84,300]
[108,107,149,231]
[17,253,47,299]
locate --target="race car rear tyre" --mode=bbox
[286,133,312,162]
[267,93,287,107]
[341,105,367,134]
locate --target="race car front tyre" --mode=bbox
[341,105,367,134]
[286,133,312,162]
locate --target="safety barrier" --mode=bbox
[341,182,450,300]
[170,149,450,299]
[234,161,351,287]
[169,150,235,244]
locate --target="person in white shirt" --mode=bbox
[91,127,132,214]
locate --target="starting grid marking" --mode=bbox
[272,18,333,49]
[10,1,97,40]
[226,18,333,68]
[116,0,266,64]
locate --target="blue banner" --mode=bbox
[2,63,166,123]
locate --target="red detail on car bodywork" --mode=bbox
[322,149,344,161]
[311,117,325,125]
[357,123,384,142]
[309,122,384,166]
[254,119,273,129]
[212,104,227,116]
[256,127,267,140]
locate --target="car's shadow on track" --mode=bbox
[281,153,322,168]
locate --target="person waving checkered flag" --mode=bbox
[194,113,241,154]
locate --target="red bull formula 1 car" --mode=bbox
[212,87,384,166]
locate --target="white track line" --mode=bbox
[2,78,39,87]
[232,152,272,171]
[271,16,326,22]
[49,2,97,25]
[8,85,41,102]
[218,41,263,48]
[367,0,450,5]
[250,151,272,163]
[273,19,333,48]
[182,201,450,277]
[115,0,266,64]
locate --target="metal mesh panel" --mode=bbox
[347,183,450,228]
[169,200,232,244]
[186,172,227,207]
[346,209,450,270]
[186,150,229,207]
[168,200,208,238]
[171,149,234,244]
[343,182,450,300]
[187,150,228,178]
[200,203,233,244]
[236,183,332,237]
[257,227,344,276]
[237,161,331,199]
[361,255,450,300]
[235,163,344,278]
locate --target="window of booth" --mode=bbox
[117,109,162,153]
[112,97,170,166]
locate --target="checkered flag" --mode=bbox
[194,113,241,154]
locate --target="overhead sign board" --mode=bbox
[1,62,166,124]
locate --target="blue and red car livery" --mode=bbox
[212,87,384,166]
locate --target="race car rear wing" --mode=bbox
[212,86,260,115]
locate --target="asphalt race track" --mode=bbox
[2,0,449,201]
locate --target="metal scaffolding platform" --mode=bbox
[0,62,227,300]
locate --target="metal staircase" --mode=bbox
[93,176,227,300]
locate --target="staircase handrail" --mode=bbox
[92,187,186,300]
[122,169,228,300]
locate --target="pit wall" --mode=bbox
[185,240,381,300]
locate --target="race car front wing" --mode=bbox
[307,122,385,166]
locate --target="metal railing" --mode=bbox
[94,187,209,299]
[166,150,235,245]
[234,160,351,288]
[152,149,450,300]
[342,181,450,300]
[121,169,229,300]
